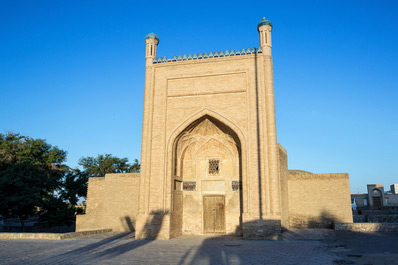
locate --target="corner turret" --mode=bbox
[145,33,159,65]
[258,17,272,55]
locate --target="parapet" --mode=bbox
[289,173,349,180]
[104,173,140,178]
[153,47,263,64]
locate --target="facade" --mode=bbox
[77,18,353,239]
[351,184,398,223]
[352,184,398,207]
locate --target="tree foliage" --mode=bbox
[130,158,140,173]
[0,133,68,228]
[39,196,76,227]
[0,132,141,230]
[78,154,139,177]
[59,168,89,205]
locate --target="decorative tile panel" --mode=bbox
[232,181,242,191]
[183,181,196,191]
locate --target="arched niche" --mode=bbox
[169,115,243,236]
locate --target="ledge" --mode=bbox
[334,222,398,232]
[0,229,112,240]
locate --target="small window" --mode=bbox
[208,159,220,175]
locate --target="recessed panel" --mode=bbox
[202,180,225,193]
[167,73,246,97]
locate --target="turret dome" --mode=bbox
[258,17,272,29]
[145,33,159,42]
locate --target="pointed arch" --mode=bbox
[167,108,247,150]
[165,109,248,238]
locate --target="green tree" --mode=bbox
[39,196,76,227]
[130,158,140,173]
[78,154,138,177]
[0,133,67,229]
[59,168,89,205]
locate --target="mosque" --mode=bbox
[76,18,353,239]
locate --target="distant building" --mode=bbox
[351,184,398,223]
[352,184,398,207]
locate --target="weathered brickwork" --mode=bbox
[0,229,112,240]
[335,222,398,232]
[278,144,290,229]
[288,173,353,228]
[76,173,140,232]
[353,206,398,223]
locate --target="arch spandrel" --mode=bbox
[166,108,247,150]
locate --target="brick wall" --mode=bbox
[288,173,353,228]
[278,144,289,229]
[76,173,140,232]
[353,206,398,223]
[335,222,398,232]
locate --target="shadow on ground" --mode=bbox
[324,230,398,265]
[36,229,337,264]
[35,214,398,265]
[39,211,167,264]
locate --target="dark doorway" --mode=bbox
[373,197,382,207]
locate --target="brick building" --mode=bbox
[352,184,398,207]
[351,184,398,223]
[77,18,353,239]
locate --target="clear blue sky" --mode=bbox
[1,0,397,193]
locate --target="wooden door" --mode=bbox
[203,196,225,233]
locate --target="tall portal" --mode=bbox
[135,18,284,239]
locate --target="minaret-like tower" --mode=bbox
[145,33,159,65]
[138,33,160,229]
[258,17,272,55]
[257,17,281,218]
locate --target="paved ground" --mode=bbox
[323,230,398,265]
[0,229,397,264]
